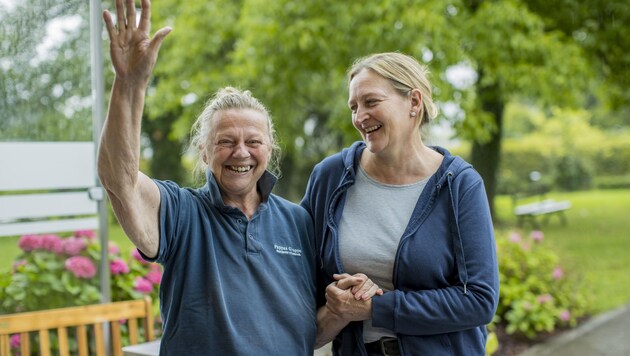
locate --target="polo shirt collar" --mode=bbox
[204,170,277,206]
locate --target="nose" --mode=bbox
[354,107,368,126]
[232,142,251,159]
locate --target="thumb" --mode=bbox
[150,26,172,52]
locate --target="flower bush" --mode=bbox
[0,230,161,314]
[494,229,591,339]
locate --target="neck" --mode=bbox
[361,144,443,185]
[222,191,261,220]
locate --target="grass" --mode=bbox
[2,189,629,315]
[495,189,630,313]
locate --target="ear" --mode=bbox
[409,88,423,113]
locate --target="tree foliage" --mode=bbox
[0,0,93,141]
[3,0,626,208]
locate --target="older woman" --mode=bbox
[98,0,316,354]
[302,52,499,355]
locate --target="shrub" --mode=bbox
[593,175,630,190]
[495,230,591,339]
[0,231,161,314]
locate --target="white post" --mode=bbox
[89,0,109,304]
[90,1,111,354]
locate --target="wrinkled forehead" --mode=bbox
[210,109,270,138]
[348,69,393,103]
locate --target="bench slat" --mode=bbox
[0,142,95,191]
[0,217,99,237]
[0,192,97,221]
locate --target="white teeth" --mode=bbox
[365,125,382,133]
[229,165,252,172]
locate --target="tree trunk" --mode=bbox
[471,84,504,221]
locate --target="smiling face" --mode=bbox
[202,108,272,201]
[348,68,417,154]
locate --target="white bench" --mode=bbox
[0,142,102,237]
[514,198,571,229]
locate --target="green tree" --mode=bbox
[458,0,590,216]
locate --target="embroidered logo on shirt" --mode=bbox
[274,244,302,257]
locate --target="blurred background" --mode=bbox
[1,0,628,355]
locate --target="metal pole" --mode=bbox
[90,1,111,354]
[89,0,110,305]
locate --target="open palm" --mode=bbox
[103,0,170,83]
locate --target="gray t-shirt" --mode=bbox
[339,165,428,342]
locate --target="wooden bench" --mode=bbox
[514,198,571,229]
[0,297,155,356]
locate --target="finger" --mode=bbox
[102,10,116,38]
[126,0,137,30]
[336,276,365,290]
[115,0,126,30]
[149,27,172,53]
[333,273,351,281]
[360,285,383,301]
[138,0,151,34]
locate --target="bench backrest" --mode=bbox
[0,142,100,237]
[0,297,155,356]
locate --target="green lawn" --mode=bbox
[2,189,629,315]
[495,189,630,313]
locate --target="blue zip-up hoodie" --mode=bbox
[301,142,499,356]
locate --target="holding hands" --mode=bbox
[103,0,171,84]
[325,273,383,322]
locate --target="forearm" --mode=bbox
[315,306,349,349]
[97,77,148,193]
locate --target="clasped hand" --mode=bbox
[324,273,383,322]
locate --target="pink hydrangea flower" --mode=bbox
[18,234,42,252]
[74,230,96,239]
[552,267,564,280]
[559,310,571,322]
[530,230,544,242]
[10,334,20,349]
[64,256,97,279]
[146,266,162,285]
[108,242,121,255]
[62,236,87,256]
[537,294,553,304]
[110,258,130,275]
[41,234,64,254]
[508,232,521,243]
[132,248,150,265]
[134,277,153,294]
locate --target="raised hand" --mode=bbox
[102,0,171,84]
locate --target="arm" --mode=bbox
[97,0,171,257]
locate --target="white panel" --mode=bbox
[0,142,96,191]
[0,217,99,237]
[0,192,97,221]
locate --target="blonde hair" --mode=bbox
[189,87,280,181]
[348,52,439,127]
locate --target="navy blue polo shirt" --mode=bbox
[145,171,316,355]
